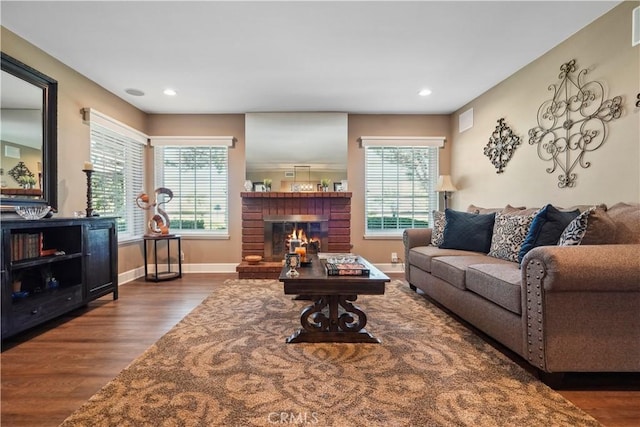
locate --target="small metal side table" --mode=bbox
[143,234,182,282]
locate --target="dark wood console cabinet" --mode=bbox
[1,217,118,339]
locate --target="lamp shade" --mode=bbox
[436,175,458,192]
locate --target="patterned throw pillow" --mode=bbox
[558,208,593,246]
[431,210,446,246]
[488,211,536,262]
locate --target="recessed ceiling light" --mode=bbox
[125,88,145,96]
[418,88,432,97]
[163,88,177,96]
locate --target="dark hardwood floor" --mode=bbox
[1,273,638,426]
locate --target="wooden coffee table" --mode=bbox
[279,255,390,343]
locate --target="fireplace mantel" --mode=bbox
[240,191,351,198]
[240,191,352,260]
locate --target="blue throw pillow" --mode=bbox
[518,204,580,263]
[440,209,496,253]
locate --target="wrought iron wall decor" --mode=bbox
[636,93,639,108]
[8,161,35,187]
[528,59,622,188]
[484,118,521,173]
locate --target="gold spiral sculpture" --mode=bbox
[135,187,174,235]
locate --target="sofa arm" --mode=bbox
[522,244,640,292]
[402,228,432,250]
[522,244,640,373]
[403,228,433,284]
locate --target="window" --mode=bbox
[362,137,443,237]
[85,109,146,241]
[152,139,231,236]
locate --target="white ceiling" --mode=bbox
[1,1,620,115]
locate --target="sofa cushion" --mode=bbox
[467,204,526,214]
[440,209,495,253]
[431,255,507,290]
[408,246,479,273]
[488,211,536,262]
[559,206,618,246]
[518,204,580,263]
[558,208,590,246]
[466,263,522,315]
[431,210,446,246]
[606,202,640,244]
[581,206,616,245]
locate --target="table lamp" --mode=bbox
[436,175,458,210]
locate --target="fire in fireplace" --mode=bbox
[264,215,329,261]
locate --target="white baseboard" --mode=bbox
[118,263,238,283]
[375,263,406,274]
[118,263,403,283]
[118,267,146,285]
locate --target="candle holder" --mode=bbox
[285,253,300,277]
[83,169,94,217]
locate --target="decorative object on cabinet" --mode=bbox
[528,59,622,188]
[1,217,118,339]
[484,118,521,173]
[136,187,174,235]
[14,205,51,220]
[82,163,95,217]
[436,175,458,210]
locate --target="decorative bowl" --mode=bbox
[15,205,51,220]
[244,255,262,265]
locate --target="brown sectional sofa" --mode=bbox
[403,202,640,383]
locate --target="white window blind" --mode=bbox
[89,123,145,240]
[154,146,229,234]
[365,145,439,236]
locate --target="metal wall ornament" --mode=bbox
[484,118,521,173]
[528,59,622,188]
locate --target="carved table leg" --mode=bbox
[286,294,380,343]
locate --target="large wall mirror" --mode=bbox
[1,52,57,210]
[245,112,348,191]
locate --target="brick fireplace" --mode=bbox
[238,191,352,278]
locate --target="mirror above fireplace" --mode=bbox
[245,112,348,177]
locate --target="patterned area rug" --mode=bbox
[60,279,600,426]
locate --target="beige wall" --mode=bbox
[4,2,635,271]
[450,2,640,210]
[1,27,148,274]
[147,114,245,264]
[347,115,452,262]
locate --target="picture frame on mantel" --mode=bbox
[253,182,266,192]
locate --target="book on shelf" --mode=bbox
[324,261,370,276]
[10,232,56,261]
